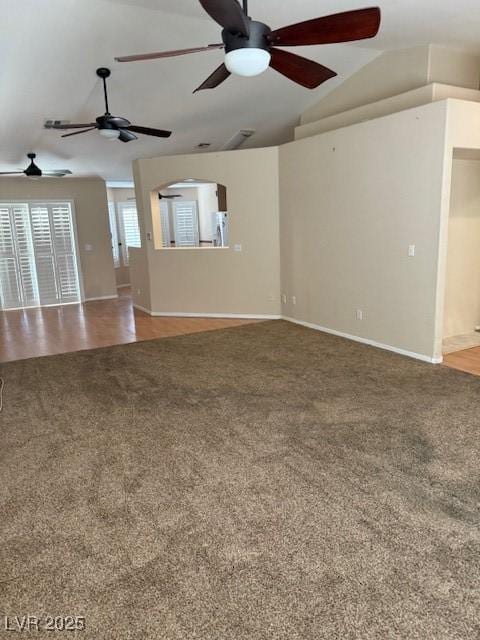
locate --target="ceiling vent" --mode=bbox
[222,129,255,151]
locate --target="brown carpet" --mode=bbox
[1,320,479,639]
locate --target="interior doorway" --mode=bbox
[442,156,480,375]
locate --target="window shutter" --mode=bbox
[160,200,171,247]
[108,202,120,268]
[0,201,81,310]
[118,202,141,266]
[173,201,199,247]
[51,204,80,302]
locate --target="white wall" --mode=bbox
[443,159,480,337]
[107,187,136,287]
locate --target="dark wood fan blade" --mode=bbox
[198,0,249,37]
[116,44,224,63]
[126,126,172,138]
[43,170,73,176]
[48,123,96,130]
[118,130,138,143]
[269,7,381,46]
[61,127,97,138]
[193,63,231,92]
[0,171,23,175]
[270,48,337,89]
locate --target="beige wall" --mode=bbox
[131,147,281,316]
[280,100,449,360]
[0,177,116,300]
[443,160,480,337]
[299,46,480,134]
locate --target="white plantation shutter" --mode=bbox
[0,204,38,309]
[108,202,120,267]
[30,204,60,305]
[159,200,171,247]
[50,204,80,302]
[118,202,141,265]
[0,201,80,310]
[173,201,199,247]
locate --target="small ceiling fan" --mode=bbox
[159,193,182,200]
[45,68,172,142]
[0,153,72,178]
[116,1,381,91]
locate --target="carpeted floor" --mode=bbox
[1,320,479,639]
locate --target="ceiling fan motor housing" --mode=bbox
[222,20,271,53]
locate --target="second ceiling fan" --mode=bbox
[116,0,381,91]
[46,68,172,142]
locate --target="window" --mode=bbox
[118,202,141,266]
[0,201,81,310]
[153,181,229,249]
[173,201,199,247]
[108,202,120,268]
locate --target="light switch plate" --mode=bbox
[234,244,242,252]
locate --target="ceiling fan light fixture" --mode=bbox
[225,48,271,77]
[98,128,121,140]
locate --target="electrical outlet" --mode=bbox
[356,309,364,321]
[137,289,141,295]
[234,244,242,252]
[282,294,287,305]
[292,296,297,305]
[408,244,416,257]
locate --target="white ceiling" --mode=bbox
[1,0,480,180]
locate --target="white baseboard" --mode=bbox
[132,304,441,364]
[283,316,442,364]
[85,294,119,302]
[133,303,152,315]
[116,284,131,289]
[134,306,282,320]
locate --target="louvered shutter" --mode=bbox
[30,204,60,305]
[50,204,80,302]
[173,201,199,247]
[0,204,39,309]
[108,203,120,268]
[159,200,171,247]
[118,202,141,265]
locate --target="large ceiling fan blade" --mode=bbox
[160,194,182,199]
[0,171,23,175]
[42,170,73,177]
[118,129,138,143]
[61,127,97,138]
[270,48,337,89]
[198,0,250,37]
[193,63,231,92]
[269,7,381,46]
[48,123,96,130]
[116,44,224,63]
[126,125,172,138]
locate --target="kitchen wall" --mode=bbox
[132,147,281,317]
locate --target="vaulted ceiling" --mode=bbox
[1,0,480,180]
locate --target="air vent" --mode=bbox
[44,120,70,129]
[222,129,255,151]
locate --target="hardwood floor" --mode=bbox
[0,288,262,363]
[443,346,480,377]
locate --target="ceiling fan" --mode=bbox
[115,1,381,91]
[159,193,182,200]
[0,153,72,178]
[45,68,172,142]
